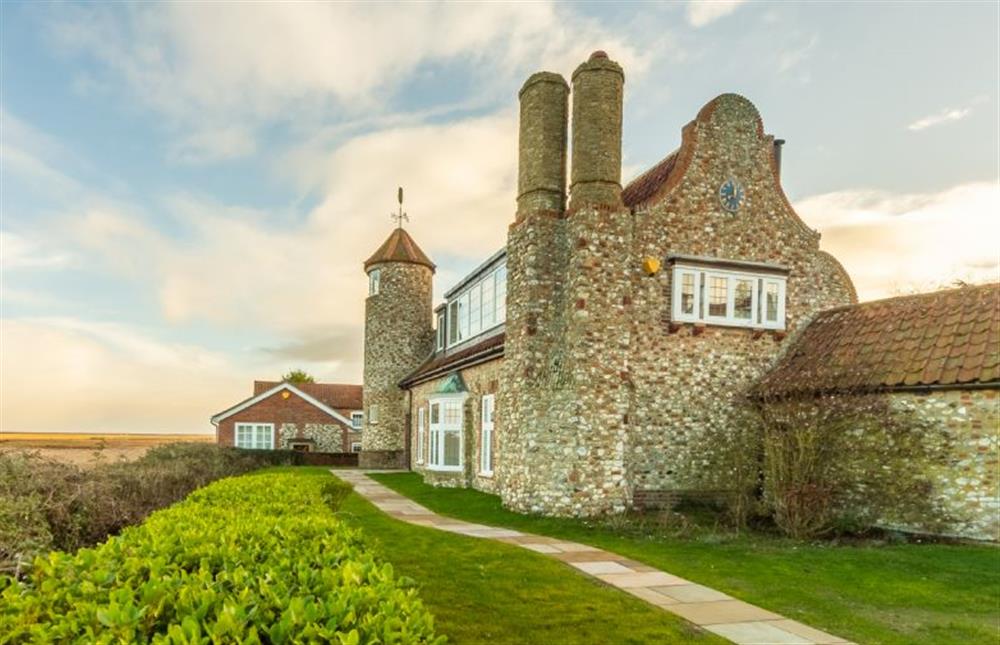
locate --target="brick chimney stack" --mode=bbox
[569,50,624,209]
[517,72,569,217]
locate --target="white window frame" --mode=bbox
[427,394,465,472]
[671,263,786,330]
[436,313,446,351]
[351,442,362,453]
[351,411,363,429]
[368,268,381,296]
[234,422,275,450]
[416,406,426,464]
[442,261,507,349]
[480,394,495,476]
[369,404,379,425]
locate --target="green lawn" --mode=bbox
[369,472,1000,645]
[332,471,723,644]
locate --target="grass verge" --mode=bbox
[369,472,1000,645]
[336,475,724,644]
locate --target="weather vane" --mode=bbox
[391,186,409,229]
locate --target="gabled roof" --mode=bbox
[622,149,679,208]
[364,227,435,271]
[756,283,1000,397]
[210,382,356,426]
[253,381,362,410]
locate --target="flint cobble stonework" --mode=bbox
[889,390,999,540]
[358,51,997,540]
[362,260,434,468]
[626,95,855,496]
[409,359,503,494]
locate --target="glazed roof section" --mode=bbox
[756,283,1000,397]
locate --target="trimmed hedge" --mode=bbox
[0,471,443,644]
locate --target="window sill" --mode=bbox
[426,465,463,473]
[668,320,786,334]
[479,471,494,478]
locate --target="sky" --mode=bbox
[1,1,998,434]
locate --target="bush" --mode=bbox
[0,445,303,574]
[757,394,953,539]
[0,471,442,644]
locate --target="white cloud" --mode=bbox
[686,1,746,27]
[48,2,649,153]
[795,182,1000,300]
[54,113,517,341]
[0,231,72,270]
[907,106,973,131]
[778,35,818,73]
[169,126,257,164]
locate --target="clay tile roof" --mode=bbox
[253,381,363,410]
[756,283,1000,397]
[364,227,435,271]
[400,333,505,387]
[622,149,679,208]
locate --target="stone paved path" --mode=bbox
[334,470,852,645]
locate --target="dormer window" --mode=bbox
[670,256,787,330]
[368,269,381,296]
[436,312,446,350]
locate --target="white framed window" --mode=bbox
[671,263,786,330]
[495,264,507,323]
[368,269,381,296]
[436,312,446,350]
[351,412,363,429]
[428,395,464,471]
[442,261,507,349]
[480,394,495,476]
[369,404,379,425]
[351,442,362,453]
[417,406,426,464]
[234,423,274,450]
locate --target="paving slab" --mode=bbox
[705,621,812,644]
[656,583,733,603]
[332,469,847,645]
[767,620,850,644]
[597,571,690,588]
[570,560,635,575]
[666,600,782,626]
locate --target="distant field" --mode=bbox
[0,432,214,466]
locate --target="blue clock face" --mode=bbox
[719,177,744,212]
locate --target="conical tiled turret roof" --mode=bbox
[364,227,435,272]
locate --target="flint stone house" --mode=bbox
[212,381,363,453]
[358,51,999,540]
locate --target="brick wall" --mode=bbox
[217,389,356,452]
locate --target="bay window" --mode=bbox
[428,396,464,471]
[671,260,787,330]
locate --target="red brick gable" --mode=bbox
[253,381,362,410]
[215,388,359,451]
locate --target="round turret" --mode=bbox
[361,227,434,468]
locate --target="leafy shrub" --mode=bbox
[757,394,953,539]
[0,445,303,574]
[0,471,442,644]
